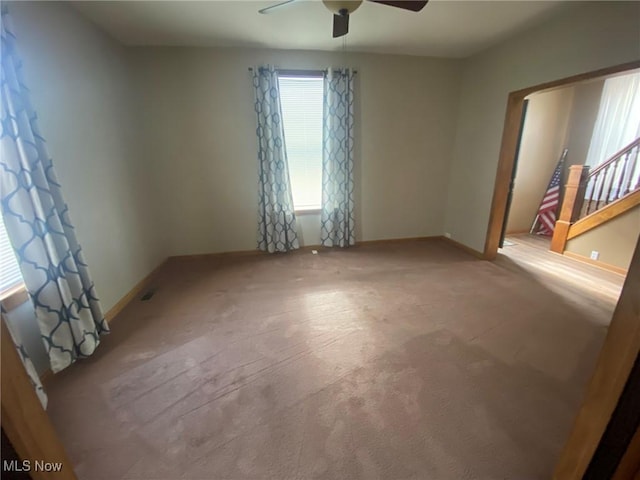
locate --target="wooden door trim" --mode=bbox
[483,60,640,260]
[553,234,640,479]
[612,425,640,480]
[1,318,77,480]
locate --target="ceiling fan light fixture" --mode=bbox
[322,0,363,15]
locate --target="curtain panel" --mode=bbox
[252,65,300,253]
[1,7,108,374]
[321,68,355,247]
[585,72,640,202]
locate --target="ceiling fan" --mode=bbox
[258,0,429,38]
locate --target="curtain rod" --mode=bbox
[248,67,358,74]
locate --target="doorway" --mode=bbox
[484,60,640,261]
[485,59,640,479]
[493,65,640,281]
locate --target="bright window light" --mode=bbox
[0,214,23,293]
[278,75,324,210]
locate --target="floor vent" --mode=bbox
[140,289,156,301]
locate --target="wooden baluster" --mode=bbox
[585,176,596,216]
[589,172,603,215]
[594,167,608,212]
[612,152,628,202]
[634,147,640,191]
[604,158,620,206]
[551,165,589,253]
[624,146,638,195]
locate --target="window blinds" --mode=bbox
[0,215,23,292]
[278,75,324,210]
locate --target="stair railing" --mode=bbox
[550,137,640,254]
[582,138,640,218]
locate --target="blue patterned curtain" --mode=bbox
[321,68,355,247]
[252,65,299,253]
[0,8,108,374]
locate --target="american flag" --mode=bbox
[534,158,564,235]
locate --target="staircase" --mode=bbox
[551,137,640,254]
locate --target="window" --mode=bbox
[278,75,324,211]
[0,214,23,293]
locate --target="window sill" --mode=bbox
[0,284,28,313]
[295,207,321,215]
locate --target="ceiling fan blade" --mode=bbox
[258,0,299,15]
[368,0,428,12]
[333,13,349,38]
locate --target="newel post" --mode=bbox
[551,165,589,253]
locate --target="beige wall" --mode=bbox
[566,206,640,270]
[8,0,640,278]
[133,47,462,255]
[6,1,638,370]
[506,88,573,233]
[10,2,164,311]
[444,1,640,253]
[506,78,606,233]
[564,80,605,168]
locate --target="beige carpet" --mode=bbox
[45,238,623,479]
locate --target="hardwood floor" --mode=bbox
[44,238,623,479]
[499,234,624,317]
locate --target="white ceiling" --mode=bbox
[72,0,567,58]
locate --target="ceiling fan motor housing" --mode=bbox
[322,0,363,15]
